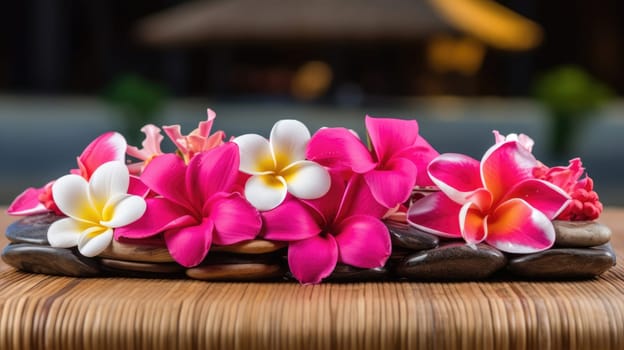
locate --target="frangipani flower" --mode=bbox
[47,161,146,257]
[8,132,127,216]
[234,119,331,211]
[262,175,391,284]
[408,140,570,253]
[126,124,164,174]
[163,109,225,163]
[307,116,439,209]
[115,143,262,267]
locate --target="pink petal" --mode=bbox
[164,218,214,267]
[77,132,127,179]
[363,157,417,208]
[301,173,345,225]
[114,197,196,240]
[7,187,49,215]
[481,141,538,202]
[306,127,375,173]
[396,136,440,186]
[126,124,163,160]
[428,153,482,204]
[365,116,419,164]
[502,179,570,219]
[128,175,150,197]
[207,193,262,246]
[485,198,555,253]
[337,175,387,220]
[187,143,239,204]
[407,192,462,238]
[288,234,338,284]
[262,199,322,241]
[162,124,188,155]
[141,154,190,210]
[459,202,487,245]
[197,108,217,137]
[334,215,391,268]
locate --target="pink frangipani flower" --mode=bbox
[8,132,127,216]
[262,174,391,284]
[163,109,226,163]
[126,124,165,174]
[493,130,534,152]
[115,143,262,267]
[408,140,570,253]
[307,116,439,209]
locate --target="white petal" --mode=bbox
[244,174,288,211]
[269,120,310,168]
[233,134,274,174]
[282,161,331,200]
[47,218,87,248]
[78,227,113,257]
[52,174,98,223]
[100,194,147,227]
[88,161,130,211]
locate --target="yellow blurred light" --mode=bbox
[427,35,485,75]
[291,61,333,101]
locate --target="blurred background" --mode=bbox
[0,0,623,205]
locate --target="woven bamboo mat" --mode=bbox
[1,208,623,350]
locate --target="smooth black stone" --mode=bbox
[202,252,282,265]
[1,243,100,277]
[395,243,507,280]
[507,246,616,279]
[385,221,439,251]
[5,213,61,245]
[326,264,390,282]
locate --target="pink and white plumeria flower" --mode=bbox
[163,109,226,163]
[234,119,331,211]
[307,116,439,209]
[47,161,146,257]
[8,132,127,216]
[408,140,570,253]
[115,143,262,267]
[262,174,391,284]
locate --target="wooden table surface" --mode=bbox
[1,208,624,350]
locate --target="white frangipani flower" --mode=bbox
[234,119,331,211]
[47,161,147,257]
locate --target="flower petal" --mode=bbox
[363,157,417,208]
[162,124,188,154]
[502,179,570,219]
[282,160,331,200]
[262,199,322,241]
[114,197,196,240]
[366,116,419,164]
[47,217,87,248]
[7,187,49,216]
[301,173,346,224]
[288,234,338,284]
[407,192,462,238]
[233,134,274,174]
[396,136,440,187]
[88,161,130,211]
[126,124,163,160]
[77,132,127,179]
[77,226,113,257]
[481,141,538,202]
[100,194,146,228]
[128,175,150,197]
[337,175,388,220]
[459,202,487,245]
[244,174,288,211]
[306,127,375,173]
[164,218,214,267]
[428,153,482,204]
[208,193,262,245]
[269,119,310,168]
[52,174,99,223]
[141,154,190,209]
[485,198,555,253]
[197,108,217,137]
[334,215,391,268]
[187,143,239,204]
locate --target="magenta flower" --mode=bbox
[534,158,603,220]
[408,140,570,253]
[115,143,262,267]
[8,132,127,216]
[262,175,391,284]
[307,116,439,209]
[163,109,226,163]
